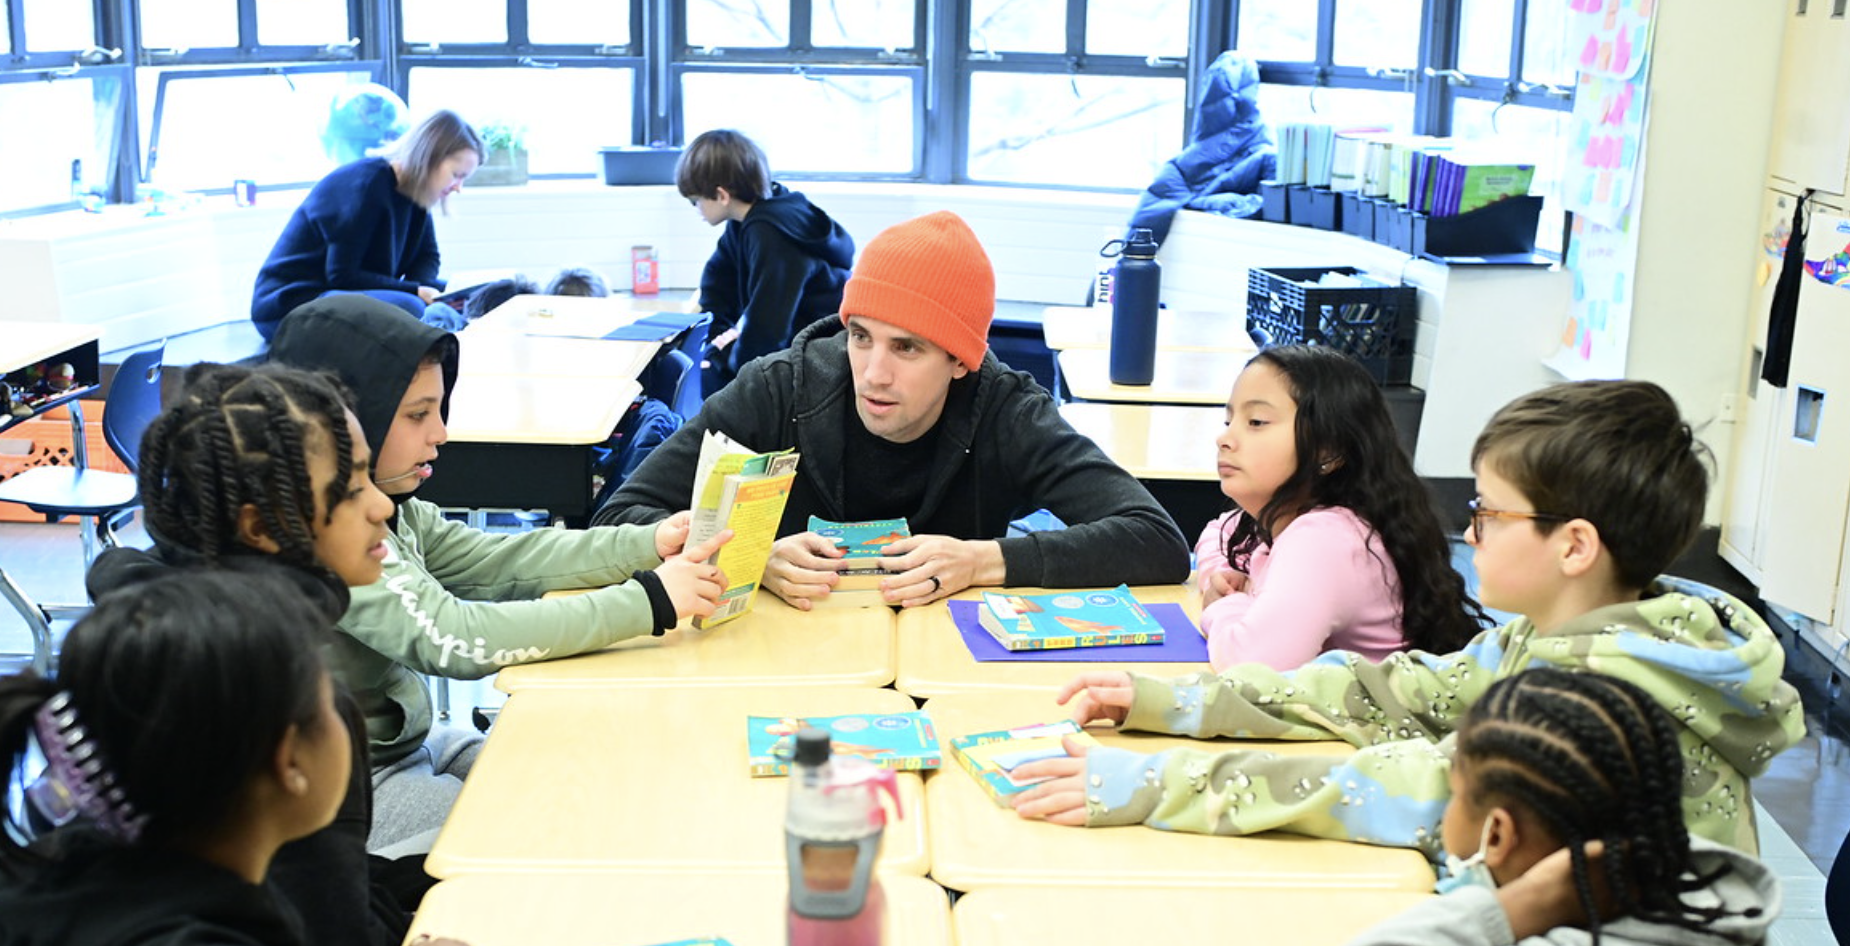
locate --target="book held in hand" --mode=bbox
[950,720,1103,806]
[807,515,911,608]
[747,711,942,777]
[688,430,799,628]
[977,584,1165,651]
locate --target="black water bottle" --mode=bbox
[1104,228,1161,385]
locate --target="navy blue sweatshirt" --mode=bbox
[250,158,443,335]
[700,183,855,388]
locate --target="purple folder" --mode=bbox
[950,600,1208,663]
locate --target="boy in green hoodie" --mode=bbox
[1011,379,1804,862]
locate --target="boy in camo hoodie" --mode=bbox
[1012,380,1804,863]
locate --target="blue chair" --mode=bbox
[0,344,164,673]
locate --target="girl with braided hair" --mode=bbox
[1348,667,1778,945]
[82,362,424,946]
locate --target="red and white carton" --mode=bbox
[632,245,660,295]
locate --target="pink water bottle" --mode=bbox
[786,728,895,946]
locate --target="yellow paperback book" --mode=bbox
[688,430,799,628]
[950,720,1102,806]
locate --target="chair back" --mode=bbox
[677,314,711,360]
[102,344,165,473]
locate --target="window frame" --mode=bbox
[0,0,1579,220]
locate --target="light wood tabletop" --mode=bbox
[498,588,897,692]
[1040,305,1257,353]
[953,885,1431,946]
[409,872,954,946]
[455,329,659,381]
[427,686,930,879]
[1058,401,1223,481]
[473,291,700,338]
[3,321,103,371]
[1056,348,1250,404]
[894,584,1205,699]
[444,373,639,444]
[919,690,1437,893]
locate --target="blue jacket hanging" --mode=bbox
[1127,51,1278,246]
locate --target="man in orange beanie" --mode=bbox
[594,210,1190,607]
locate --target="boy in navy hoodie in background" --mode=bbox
[679,129,855,396]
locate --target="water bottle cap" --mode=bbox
[794,728,831,767]
[1127,228,1158,256]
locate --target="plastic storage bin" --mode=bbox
[599,146,683,185]
[1245,266,1417,385]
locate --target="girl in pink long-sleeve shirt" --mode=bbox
[1199,346,1488,671]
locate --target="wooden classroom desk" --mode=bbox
[1056,348,1249,404]
[1040,305,1257,353]
[454,329,659,381]
[895,583,1204,699]
[426,686,930,879]
[471,291,700,338]
[1057,401,1221,481]
[417,360,640,520]
[953,885,1430,946]
[408,872,953,946]
[496,588,896,692]
[920,690,1438,893]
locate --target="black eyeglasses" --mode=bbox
[1467,498,1571,537]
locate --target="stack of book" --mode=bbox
[976,584,1165,651]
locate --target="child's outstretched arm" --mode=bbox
[1058,624,1510,748]
[653,528,732,620]
[1011,734,1453,859]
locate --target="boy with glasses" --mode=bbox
[1012,379,1803,866]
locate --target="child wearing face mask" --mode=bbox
[1346,667,1779,946]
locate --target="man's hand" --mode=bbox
[763,532,847,611]
[654,529,731,619]
[653,510,694,559]
[875,535,1005,608]
[417,286,441,304]
[1007,736,1094,826]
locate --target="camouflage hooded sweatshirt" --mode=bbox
[1083,578,1806,860]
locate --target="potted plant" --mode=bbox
[471,120,529,186]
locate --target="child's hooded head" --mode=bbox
[272,295,459,497]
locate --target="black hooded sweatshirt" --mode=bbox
[700,182,855,392]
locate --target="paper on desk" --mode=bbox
[950,601,1206,662]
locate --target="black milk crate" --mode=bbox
[1245,266,1417,385]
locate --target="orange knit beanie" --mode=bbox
[840,211,994,368]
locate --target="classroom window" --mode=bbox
[409,65,639,176]
[402,0,507,45]
[0,74,124,215]
[138,68,384,194]
[1087,0,1189,59]
[21,0,94,52]
[811,0,915,50]
[965,72,1184,187]
[680,69,916,174]
[140,0,237,49]
[1332,0,1421,70]
[1236,0,1315,62]
[530,0,633,46]
[687,0,790,47]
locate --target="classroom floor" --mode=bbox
[2,516,1845,932]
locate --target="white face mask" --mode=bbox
[1436,816,1499,895]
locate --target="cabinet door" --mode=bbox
[1720,189,1802,582]
[1768,7,1850,193]
[1758,206,1850,621]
